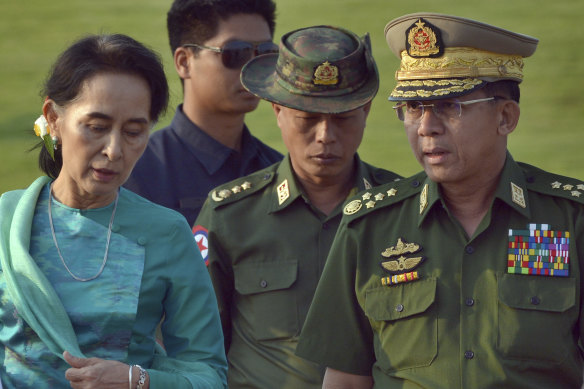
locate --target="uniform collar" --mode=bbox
[269,154,369,214]
[417,152,530,226]
[171,104,258,175]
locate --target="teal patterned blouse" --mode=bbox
[0,178,227,388]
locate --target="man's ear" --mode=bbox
[174,47,192,79]
[497,99,520,136]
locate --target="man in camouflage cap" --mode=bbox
[194,25,401,388]
[297,13,584,388]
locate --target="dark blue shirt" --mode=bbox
[124,105,283,226]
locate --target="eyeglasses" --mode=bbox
[182,40,279,69]
[392,97,500,122]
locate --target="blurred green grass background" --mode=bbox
[1,0,583,193]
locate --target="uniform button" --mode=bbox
[111,224,120,233]
[465,298,475,307]
[395,304,404,312]
[411,180,420,188]
[137,237,148,245]
[322,222,329,230]
[260,280,268,288]
[530,296,540,305]
[464,350,474,359]
[465,245,475,254]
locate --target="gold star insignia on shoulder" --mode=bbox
[241,181,252,190]
[551,181,562,189]
[374,193,385,201]
[343,199,362,215]
[382,238,421,258]
[387,188,397,197]
[511,182,526,208]
[277,179,290,205]
[362,192,372,200]
[571,191,582,198]
[366,200,376,209]
[563,184,574,191]
[232,185,242,193]
[578,184,584,190]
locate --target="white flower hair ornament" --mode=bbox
[33,115,56,160]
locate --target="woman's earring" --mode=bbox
[52,135,59,150]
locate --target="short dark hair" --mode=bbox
[39,33,169,178]
[167,0,277,54]
[482,80,520,103]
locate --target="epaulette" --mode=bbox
[519,162,584,205]
[342,171,426,222]
[207,165,277,209]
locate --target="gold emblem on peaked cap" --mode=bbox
[277,179,290,205]
[313,61,339,85]
[343,199,362,215]
[406,18,444,58]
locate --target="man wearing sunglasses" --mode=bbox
[297,13,584,388]
[194,25,402,388]
[125,0,282,226]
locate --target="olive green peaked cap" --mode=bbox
[384,13,538,101]
[241,25,379,113]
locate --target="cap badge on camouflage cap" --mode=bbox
[313,61,339,85]
[406,18,443,58]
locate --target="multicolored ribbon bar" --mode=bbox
[381,271,419,286]
[507,225,570,277]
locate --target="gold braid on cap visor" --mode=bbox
[391,47,524,99]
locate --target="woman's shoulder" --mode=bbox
[117,187,190,234]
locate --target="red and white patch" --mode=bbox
[192,225,209,266]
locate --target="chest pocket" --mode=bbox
[497,273,576,364]
[364,277,437,372]
[234,260,298,341]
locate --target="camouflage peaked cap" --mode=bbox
[241,25,379,113]
[384,13,538,101]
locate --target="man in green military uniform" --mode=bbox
[193,25,401,388]
[296,13,584,388]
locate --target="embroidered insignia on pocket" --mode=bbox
[507,224,570,277]
[379,238,425,286]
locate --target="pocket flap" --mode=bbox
[234,260,298,295]
[498,273,575,312]
[365,278,436,321]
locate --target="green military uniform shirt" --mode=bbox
[297,153,584,388]
[195,154,401,389]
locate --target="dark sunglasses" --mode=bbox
[182,40,279,69]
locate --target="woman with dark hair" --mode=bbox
[0,34,227,388]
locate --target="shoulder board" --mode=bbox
[342,172,426,222]
[519,162,584,205]
[207,165,277,209]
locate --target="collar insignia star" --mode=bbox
[366,200,376,209]
[241,181,252,190]
[551,181,562,189]
[362,192,372,200]
[563,184,574,191]
[374,193,385,201]
[387,188,397,197]
[231,185,242,194]
[571,191,582,198]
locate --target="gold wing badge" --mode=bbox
[379,238,425,287]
